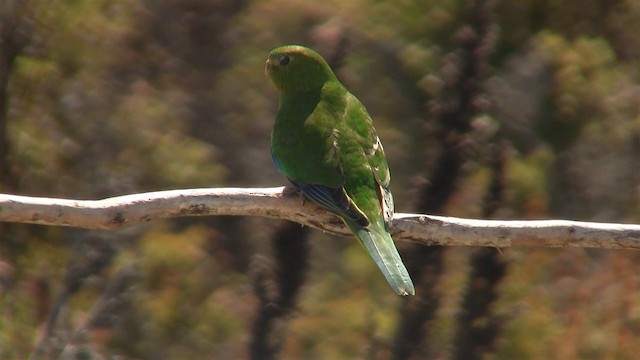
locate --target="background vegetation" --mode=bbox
[1,0,639,359]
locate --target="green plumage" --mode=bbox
[266,45,415,296]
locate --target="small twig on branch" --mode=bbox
[0,187,639,250]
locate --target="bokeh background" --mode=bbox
[1,0,639,359]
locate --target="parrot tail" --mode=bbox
[346,220,415,296]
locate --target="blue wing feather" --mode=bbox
[272,153,284,173]
[289,180,369,227]
[272,152,368,226]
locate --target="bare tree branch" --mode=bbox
[1,187,639,249]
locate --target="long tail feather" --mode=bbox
[346,220,415,296]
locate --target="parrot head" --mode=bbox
[266,45,336,93]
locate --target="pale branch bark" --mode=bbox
[1,187,639,250]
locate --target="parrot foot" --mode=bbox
[283,184,306,205]
[282,185,301,197]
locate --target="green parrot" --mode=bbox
[265,45,415,296]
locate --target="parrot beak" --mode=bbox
[265,59,273,77]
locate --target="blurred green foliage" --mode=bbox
[0,0,639,359]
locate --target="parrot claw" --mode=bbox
[282,185,300,196]
[282,185,306,204]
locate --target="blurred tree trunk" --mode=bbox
[393,1,497,358]
[250,223,310,360]
[452,140,508,360]
[0,0,31,191]
[0,0,32,268]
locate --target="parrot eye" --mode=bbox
[279,55,291,66]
